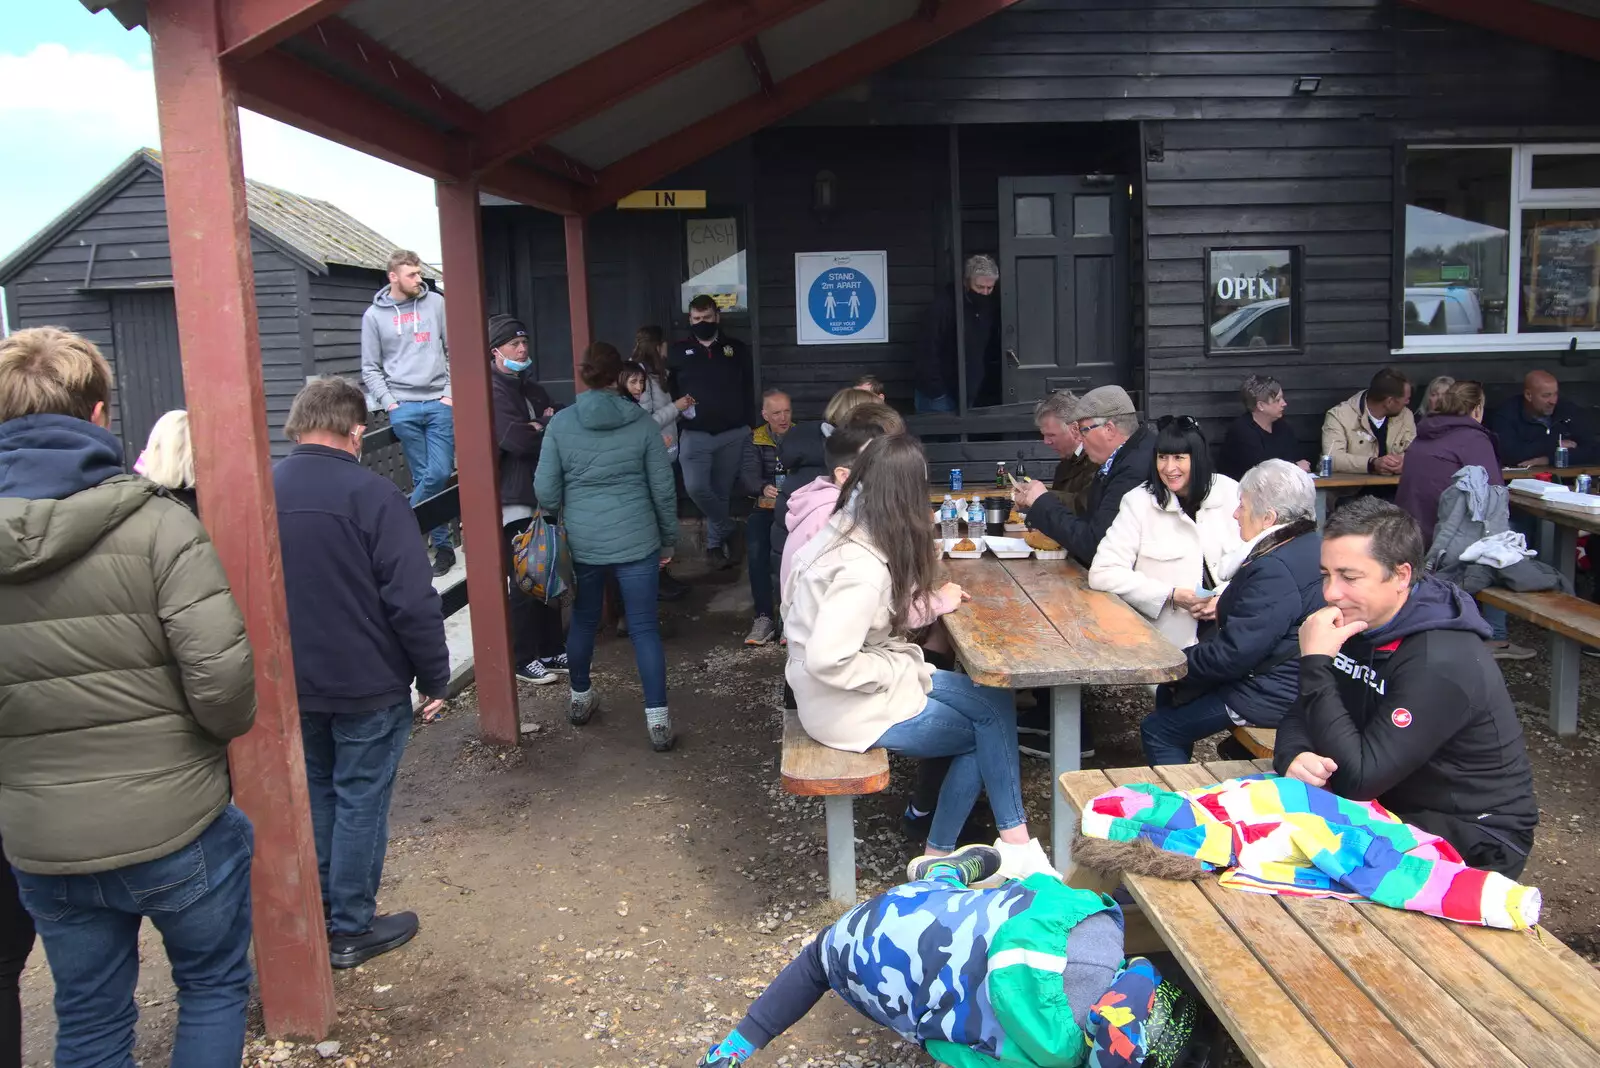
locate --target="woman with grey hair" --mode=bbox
[917,254,1001,412]
[1417,375,1455,419]
[1217,374,1310,479]
[1140,459,1325,765]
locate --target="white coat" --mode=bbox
[1088,475,1243,649]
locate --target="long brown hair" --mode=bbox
[632,326,668,382]
[833,433,939,634]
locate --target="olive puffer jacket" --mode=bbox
[534,387,678,565]
[0,416,256,875]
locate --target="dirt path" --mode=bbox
[18,570,1600,1067]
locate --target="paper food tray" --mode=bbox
[985,536,1035,559]
[941,537,986,559]
[1509,479,1564,498]
[1032,548,1068,560]
[1004,522,1029,533]
[1546,491,1600,512]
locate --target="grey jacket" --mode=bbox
[1427,470,1568,594]
[360,286,449,408]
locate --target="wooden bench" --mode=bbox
[780,710,889,905]
[1061,759,1600,1068]
[1229,724,1276,759]
[1476,587,1600,737]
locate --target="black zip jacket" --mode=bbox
[492,366,561,509]
[668,332,753,435]
[1487,395,1595,467]
[1273,576,1536,876]
[1022,424,1156,566]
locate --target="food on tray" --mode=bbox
[1007,509,1023,524]
[952,538,978,552]
[1023,530,1061,551]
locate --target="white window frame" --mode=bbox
[1394,143,1600,354]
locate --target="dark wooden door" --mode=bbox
[997,176,1130,405]
[109,289,185,467]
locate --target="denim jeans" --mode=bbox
[1482,604,1510,642]
[0,833,33,1068]
[13,806,254,1068]
[569,556,668,708]
[389,398,456,550]
[747,507,776,618]
[873,670,1026,851]
[301,701,412,936]
[679,427,747,549]
[914,390,957,414]
[1141,686,1235,766]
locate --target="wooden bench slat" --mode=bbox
[1475,587,1600,649]
[1355,903,1600,1068]
[1452,921,1600,1053]
[779,710,889,797]
[1229,725,1277,759]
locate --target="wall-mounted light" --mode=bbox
[813,170,836,219]
[1293,76,1322,94]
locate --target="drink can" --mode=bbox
[1577,474,1593,495]
[1555,445,1571,469]
[949,467,963,492]
[1319,455,1332,478]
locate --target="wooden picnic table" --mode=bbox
[1507,492,1597,735]
[1312,464,1600,525]
[941,555,1186,865]
[1060,758,1600,1068]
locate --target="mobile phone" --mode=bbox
[1195,585,1215,599]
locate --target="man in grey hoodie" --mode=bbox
[361,250,456,576]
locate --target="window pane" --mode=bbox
[1403,149,1510,336]
[1015,195,1053,236]
[1530,152,1600,190]
[1520,209,1600,332]
[1074,195,1110,236]
[1208,248,1297,351]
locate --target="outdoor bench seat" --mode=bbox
[779,710,888,905]
[1475,587,1600,736]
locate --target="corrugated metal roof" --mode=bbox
[547,49,757,169]
[758,0,920,82]
[340,0,703,111]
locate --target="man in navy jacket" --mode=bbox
[1488,369,1594,467]
[275,376,448,968]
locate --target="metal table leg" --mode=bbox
[1549,526,1580,737]
[1315,488,1329,527]
[823,795,857,904]
[1538,519,1558,568]
[1050,684,1083,869]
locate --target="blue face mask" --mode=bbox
[500,355,531,373]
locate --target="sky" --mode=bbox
[0,2,443,285]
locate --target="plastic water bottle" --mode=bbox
[940,494,959,544]
[966,498,986,543]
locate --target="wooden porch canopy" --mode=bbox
[75,0,1028,1039]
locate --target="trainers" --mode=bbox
[431,545,456,578]
[569,688,596,726]
[541,654,569,673]
[1486,640,1537,661]
[906,843,1002,885]
[744,615,777,646]
[709,544,734,570]
[517,659,558,686]
[994,837,1058,881]
[646,706,674,751]
[658,568,689,602]
[696,1053,741,1068]
[329,911,419,969]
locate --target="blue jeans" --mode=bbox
[389,398,456,550]
[1482,604,1510,642]
[13,806,254,1068]
[914,390,957,414]
[569,556,668,708]
[301,701,412,936]
[1141,686,1235,766]
[748,507,775,618]
[679,427,747,549]
[873,670,1026,851]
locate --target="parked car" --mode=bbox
[1403,285,1484,335]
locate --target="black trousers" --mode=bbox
[735,935,829,1050]
[504,520,566,665]
[0,837,35,1068]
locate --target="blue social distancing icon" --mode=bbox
[807,267,876,336]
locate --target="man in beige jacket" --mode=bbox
[1321,368,1416,475]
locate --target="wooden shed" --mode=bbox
[0,147,439,464]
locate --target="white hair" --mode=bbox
[1239,458,1314,524]
[140,409,195,490]
[964,254,999,283]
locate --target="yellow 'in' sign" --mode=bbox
[616,189,708,210]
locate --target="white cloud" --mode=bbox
[0,44,441,267]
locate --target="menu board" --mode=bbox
[1526,221,1600,328]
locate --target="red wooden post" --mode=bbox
[436,178,519,746]
[564,215,592,390]
[145,0,335,1038]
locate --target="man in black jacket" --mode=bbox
[276,376,449,967]
[1274,497,1537,878]
[1012,385,1155,567]
[488,314,568,685]
[1488,369,1594,467]
[670,295,754,567]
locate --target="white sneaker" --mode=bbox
[517,660,558,686]
[994,837,1059,882]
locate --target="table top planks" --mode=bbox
[942,556,1187,688]
[1058,760,1600,1068]
[1317,465,1600,494]
[1508,493,1600,530]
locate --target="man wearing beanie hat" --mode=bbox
[488,313,568,686]
[1013,385,1156,567]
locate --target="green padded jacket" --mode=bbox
[0,475,257,874]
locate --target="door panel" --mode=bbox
[998,176,1130,405]
[109,289,185,468]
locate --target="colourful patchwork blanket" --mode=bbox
[1080,774,1541,930]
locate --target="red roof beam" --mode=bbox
[1398,0,1600,64]
[472,0,836,173]
[743,39,776,99]
[291,17,484,133]
[219,0,353,60]
[575,0,1027,212]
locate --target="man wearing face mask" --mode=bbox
[488,313,568,686]
[918,255,1001,413]
[670,295,754,569]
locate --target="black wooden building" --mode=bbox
[482,0,1600,470]
[0,148,439,465]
